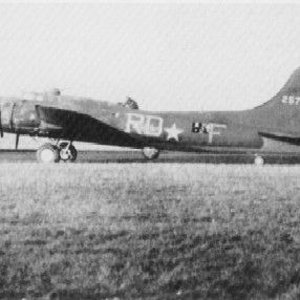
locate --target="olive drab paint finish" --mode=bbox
[1,67,300,162]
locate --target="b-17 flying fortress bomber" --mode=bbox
[1,67,300,164]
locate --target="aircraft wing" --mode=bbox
[36,105,144,148]
[258,131,300,145]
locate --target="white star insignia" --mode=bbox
[164,123,184,141]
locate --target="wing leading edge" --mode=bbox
[36,105,144,148]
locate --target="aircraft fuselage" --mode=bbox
[2,64,300,161]
[0,96,287,154]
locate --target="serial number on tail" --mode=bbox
[281,95,300,105]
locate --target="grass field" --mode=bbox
[2,163,300,299]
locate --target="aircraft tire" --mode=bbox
[142,147,160,160]
[37,143,60,163]
[254,155,264,166]
[59,142,77,162]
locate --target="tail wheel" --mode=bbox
[142,147,160,160]
[254,155,264,166]
[59,142,77,162]
[37,143,60,163]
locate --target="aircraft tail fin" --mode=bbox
[253,67,300,133]
[256,67,300,110]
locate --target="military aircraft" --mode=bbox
[1,67,300,164]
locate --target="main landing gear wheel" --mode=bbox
[59,142,77,162]
[142,147,160,160]
[37,143,60,163]
[254,155,264,166]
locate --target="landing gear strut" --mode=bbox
[142,147,160,160]
[36,142,77,163]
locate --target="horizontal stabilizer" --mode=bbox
[258,131,300,145]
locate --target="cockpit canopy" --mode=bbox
[118,97,139,110]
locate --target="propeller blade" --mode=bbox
[0,107,3,138]
[15,133,20,150]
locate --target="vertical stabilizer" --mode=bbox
[257,67,300,109]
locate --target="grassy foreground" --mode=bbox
[1,164,300,299]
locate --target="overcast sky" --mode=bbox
[0,3,299,111]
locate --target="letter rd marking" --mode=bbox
[125,113,164,137]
